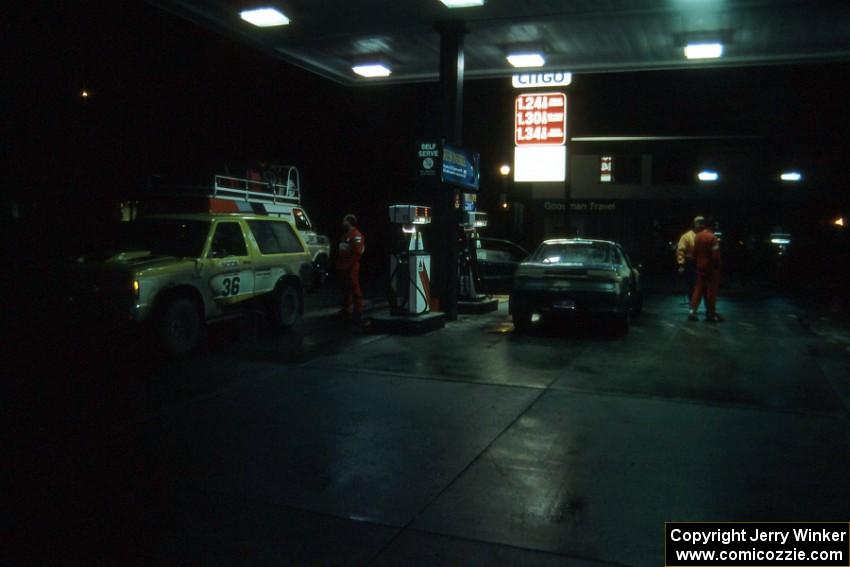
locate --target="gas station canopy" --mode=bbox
[151,0,850,85]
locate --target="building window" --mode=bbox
[600,155,613,182]
[652,152,695,184]
[605,154,641,184]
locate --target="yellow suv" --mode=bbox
[75,213,312,354]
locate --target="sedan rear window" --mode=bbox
[530,242,615,265]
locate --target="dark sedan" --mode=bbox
[509,238,642,334]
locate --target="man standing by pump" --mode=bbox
[677,215,705,304]
[336,214,365,323]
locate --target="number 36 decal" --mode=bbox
[221,276,241,296]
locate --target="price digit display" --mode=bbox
[514,93,567,146]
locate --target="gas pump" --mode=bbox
[458,211,488,300]
[388,204,432,315]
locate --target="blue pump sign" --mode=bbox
[441,144,480,191]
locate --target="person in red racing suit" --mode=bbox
[688,225,723,322]
[336,214,365,321]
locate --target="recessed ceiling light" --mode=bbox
[506,53,545,68]
[239,7,290,27]
[780,171,802,182]
[439,0,485,7]
[698,170,719,182]
[352,64,392,78]
[684,42,723,59]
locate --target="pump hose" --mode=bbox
[387,253,407,310]
[388,252,430,315]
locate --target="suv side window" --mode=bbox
[248,220,283,254]
[208,222,247,258]
[270,221,304,253]
[248,220,304,254]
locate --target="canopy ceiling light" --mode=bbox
[439,0,485,7]
[239,7,290,27]
[684,42,723,59]
[507,53,545,68]
[697,170,719,182]
[352,63,392,77]
[780,171,802,182]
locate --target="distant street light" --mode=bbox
[499,164,511,176]
[697,170,719,182]
[81,90,89,98]
[834,217,845,228]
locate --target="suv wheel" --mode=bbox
[159,298,201,355]
[271,284,301,330]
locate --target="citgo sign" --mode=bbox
[511,71,572,89]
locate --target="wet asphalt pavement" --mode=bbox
[8,288,850,565]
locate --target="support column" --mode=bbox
[434,21,465,321]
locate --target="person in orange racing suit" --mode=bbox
[688,222,723,322]
[336,213,365,322]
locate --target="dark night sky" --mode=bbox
[5,1,849,240]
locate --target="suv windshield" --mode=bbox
[120,219,211,258]
[530,242,615,265]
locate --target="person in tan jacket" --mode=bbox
[676,215,705,302]
[689,223,724,322]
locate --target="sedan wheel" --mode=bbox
[512,309,533,333]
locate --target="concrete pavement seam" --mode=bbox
[364,386,568,565]
[298,362,549,391]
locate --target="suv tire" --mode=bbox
[159,298,202,356]
[271,284,301,330]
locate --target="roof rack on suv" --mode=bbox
[213,164,301,206]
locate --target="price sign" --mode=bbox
[514,93,567,146]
